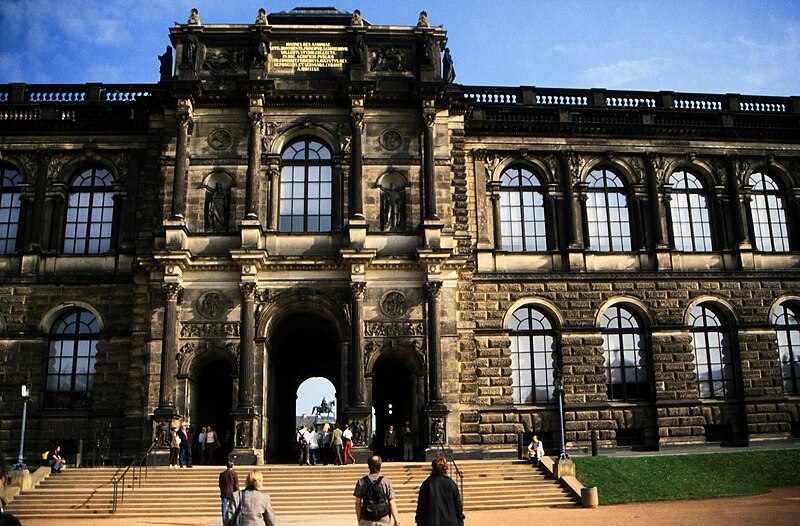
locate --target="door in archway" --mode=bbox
[193,358,233,464]
[267,312,341,462]
[372,357,417,461]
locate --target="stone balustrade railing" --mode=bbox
[0,83,153,104]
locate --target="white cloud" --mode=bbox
[581,58,668,89]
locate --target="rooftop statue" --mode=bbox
[351,9,364,27]
[443,47,456,83]
[255,8,268,25]
[417,11,430,28]
[188,8,201,25]
[158,46,173,81]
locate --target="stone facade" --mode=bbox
[1,8,799,464]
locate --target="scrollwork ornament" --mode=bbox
[239,282,259,299]
[563,150,581,185]
[47,152,70,181]
[424,281,442,300]
[545,154,559,181]
[423,113,436,128]
[646,152,667,184]
[17,152,38,180]
[628,156,645,183]
[163,283,184,301]
[350,281,367,300]
[208,129,233,150]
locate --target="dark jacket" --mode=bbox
[218,467,239,499]
[415,472,464,526]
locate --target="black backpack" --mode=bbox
[361,475,390,521]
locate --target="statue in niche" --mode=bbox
[379,183,405,231]
[349,33,367,65]
[158,46,173,80]
[351,9,364,26]
[442,47,455,83]
[255,8,268,25]
[181,31,198,68]
[252,28,270,67]
[420,31,435,67]
[205,182,230,232]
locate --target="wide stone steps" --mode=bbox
[7,460,578,519]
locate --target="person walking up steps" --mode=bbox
[353,455,400,526]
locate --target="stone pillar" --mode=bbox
[171,99,193,220]
[645,153,667,248]
[245,107,263,219]
[488,182,502,250]
[350,105,364,219]
[560,151,580,248]
[237,282,257,412]
[422,111,437,220]
[25,150,49,250]
[424,280,448,451]
[349,282,367,409]
[157,283,182,411]
[266,161,280,231]
[726,155,751,247]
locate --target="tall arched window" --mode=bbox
[690,305,737,398]
[508,305,557,404]
[498,166,547,252]
[45,309,100,409]
[586,168,631,251]
[64,167,115,254]
[749,172,789,252]
[279,138,333,232]
[0,165,22,254]
[669,170,712,252]
[774,303,800,395]
[602,305,649,401]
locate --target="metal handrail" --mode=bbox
[111,439,158,514]
[437,445,465,507]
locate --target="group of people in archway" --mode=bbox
[296,420,417,466]
[168,422,223,468]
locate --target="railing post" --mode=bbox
[590,88,607,107]
[9,83,28,103]
[724,93,741,112]
[659,91,674,109]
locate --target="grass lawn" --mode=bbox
[572,448,800,505]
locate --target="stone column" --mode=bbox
[245,109,263,219]
[726,155,751,247]
[645,153,667,248]
[171,100,193,220]
[25,150,49,250]
[266,162,280,231]
[237,282,258,412]
[422,111,437,220]
[560,151,580,248]
[349,282,367,409]
[488,182,502,250]
[157,283,182,411]
[350,106,364,218]
[424,280,444,406]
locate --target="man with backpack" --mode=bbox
[353,455,400,525]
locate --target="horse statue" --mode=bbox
[311,397,335,418]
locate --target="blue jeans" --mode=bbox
[221,497,229,524]
[180,446,192,466]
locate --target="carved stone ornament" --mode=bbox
[364,321,425,337]
[47,152,70,181]
[379,129,403,151]
[208,129,233,150]
[196,290,231,320]
[380,290,409,318]
[163,283,184,301]
[370,47,410,73]
[180,322,240,338]
[203,48,246,71]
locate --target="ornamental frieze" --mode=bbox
[196,290,232,320]
[364,321,425,337]
[180,322,240,338]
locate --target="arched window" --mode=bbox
[749,172,789,252]
[774,303,800,395]
[602,306,649,401]
[690,305,737,398]
[508,305,557,404]
[45,309,100,409]
[279,138,333,232]
[498,166,547,252]
[586,168,631,251]
[64,167,115,254]
[0,165,22,254]
[669,170,712,252]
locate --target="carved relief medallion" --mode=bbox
[196,290,231,320]
[379,129,403,151]
[208,129,233,151]
[380,290,408,318]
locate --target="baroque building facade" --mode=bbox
[1,8,799,464]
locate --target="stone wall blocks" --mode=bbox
[492,423,521,434]
[481,434,505,444]
[480,413,503,424]
[460,433,481,444]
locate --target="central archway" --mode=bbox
[266,311,342,462]
[371,354,422,461]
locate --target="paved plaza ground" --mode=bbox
[16,485,800,526]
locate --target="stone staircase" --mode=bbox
[6,460,578,520]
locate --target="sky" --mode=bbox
[1,0,800,96]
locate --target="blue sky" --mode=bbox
[1,0,799,96]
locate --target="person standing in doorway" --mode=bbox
[332,422,344,466]
[321,423,332,465]
[177,422,193,467]
[343,423,356,465]
[205,425,220,464]
[197,426,207,465]
[218,460,239,525]
[383,424,398,461]
[415,457,464,526]
[308,425,320,466]
[169,427,181,468]
[296,424,311,466]
[401,421,414,462]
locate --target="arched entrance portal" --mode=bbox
[190,358,234,464]
[372,356,421,461]
[267,312,341,462]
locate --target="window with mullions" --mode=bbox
[45,309,99,409]
[585,169,631,251]
[749,172,789,252]
[64,167,115,254]
[669,170,712,252]
[774,304,800,395]
[498,166,547,252]
[279,138,333,232]
[508,306,557,404]
[690,305,737,398]
[0,165,22,254]
[602,306,649,401]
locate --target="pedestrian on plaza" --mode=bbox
[226,470,277,526]
[309,425,320,466]
[197,426,207,464]
[321,423,333,465]
[177,421,193,467]
[218,460,239,524]
[205,424,220,464]
[353,455,400,526]
[296,424,311,466]
[169,427,181,468]
[332,422,344,466]
[415,457,464,526]
[343,423,356,465]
